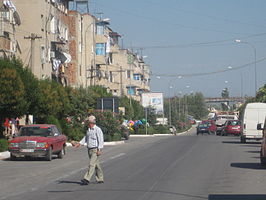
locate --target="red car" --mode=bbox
[221,120,241,136]
[202,120,217,134]
[8,124,67,161]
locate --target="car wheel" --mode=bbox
[260,150,266,165]
[10,153,16,161]
[240,136,246,143]
[58,145,66,159]
[45,147,52,161]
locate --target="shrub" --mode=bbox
[137,126,155,135]
[46,115,62,132]
[93,110,121,141]
[0,139,8,152]
[153,125,170,134]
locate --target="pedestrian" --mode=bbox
[73,115,104,185]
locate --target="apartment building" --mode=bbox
[0,0,20,58]
[10,0,73,86]
[0,0,150,101]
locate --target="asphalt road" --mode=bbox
[1,128,266,200]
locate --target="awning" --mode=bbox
[62,52,71,63]
[57,52,71,64]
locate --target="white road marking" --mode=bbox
[110,153,126,160]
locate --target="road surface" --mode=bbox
[1,128,266,200]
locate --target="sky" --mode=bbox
[79,0,266,98]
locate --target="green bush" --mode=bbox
[93,110,121,141]
[137,126,155,135]
[46,115,62,132]
[153,125,170,134]
[112,132,122,141]
[0,139,8,152]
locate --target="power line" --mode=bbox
[152,56,266,78]
[131,32,266,50]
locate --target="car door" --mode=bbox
[51,126,61,152]
[53,126,64,151]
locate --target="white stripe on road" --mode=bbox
[110,153,126,160]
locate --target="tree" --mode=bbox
[0,67,27,119]
[221,88,229,98]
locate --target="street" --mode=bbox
[1,128,266,200]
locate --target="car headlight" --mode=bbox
[9,143,19,148]
[36,142,47,148]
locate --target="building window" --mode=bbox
[96,43,106,55]
[127,70,131,79]
[109,71,113,82]
[50,16,56,33]
[79,42,82,53]
[96,25,104,35]
[40,46,46,64]
[133,73,141,81]
[127,87,135,95]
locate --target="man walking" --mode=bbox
[73,115,104,185]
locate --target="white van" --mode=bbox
[241,102,266,143]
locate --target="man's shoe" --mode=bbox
[81,179,90,185]
[97,181,104,184]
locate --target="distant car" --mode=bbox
[221,120,241,136]
[215,115,238,135]
[196,123,210,135]
[201,120,217,134]
[8,124,67,161]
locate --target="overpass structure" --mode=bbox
[205,97,245,104]
[205,97,246,110]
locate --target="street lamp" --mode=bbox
[168,85,173,126]
[235,39,257,96]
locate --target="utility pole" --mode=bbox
[120,65,123,96]
[24,33,42,72]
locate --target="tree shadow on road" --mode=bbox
[230,162,266,170]
[209,194,266,200]
[222,141,261,145]
[245,150,260,153]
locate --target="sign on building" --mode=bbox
[141,93,164,115]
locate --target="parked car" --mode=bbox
[221,120,241,136]
[196,123,210,135]
[8,124,67,161]
[257,118,266,165]
[241,103,266,143]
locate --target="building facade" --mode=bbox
[0,0,150,101]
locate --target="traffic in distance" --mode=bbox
[196,102,266,165]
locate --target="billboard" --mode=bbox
[141,93,164,114]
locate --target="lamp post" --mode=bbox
[235,39,257,96]
[168,85,173,126]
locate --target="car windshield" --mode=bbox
[19,126,52,137]
[199,124,208,128]
[228,121,240,126]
